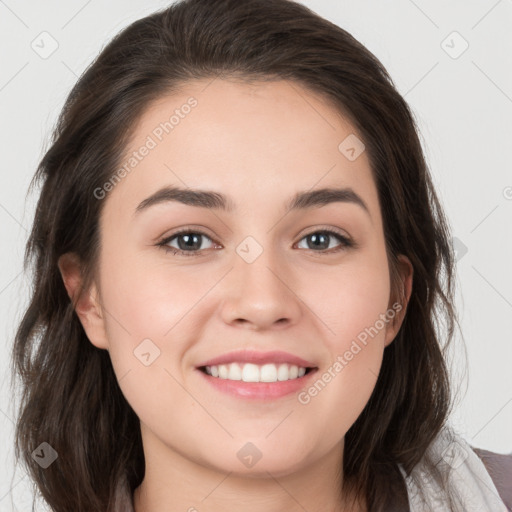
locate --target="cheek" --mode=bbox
[97,256,210,425]
[97,252,226,410]
[296,256,391,429]
[100,253,211,341]
[306,255,391,348]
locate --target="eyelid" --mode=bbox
[296,224,351,242]
[156,224,216,241]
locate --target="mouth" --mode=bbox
[194,349,319,399]
[197,363,317,383]
[195,362,319,400]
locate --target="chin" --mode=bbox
[205,445,311,478]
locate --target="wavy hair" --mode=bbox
[11,0,464,510]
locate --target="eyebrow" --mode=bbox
[133,185,371,218]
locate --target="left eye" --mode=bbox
[296,230,352,251]
[157,229,353,256]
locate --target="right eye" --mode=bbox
[156,229,218,256]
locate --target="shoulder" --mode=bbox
[472,446,512,511]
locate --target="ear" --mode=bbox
[57,252,109,350]
[384,254,413,347]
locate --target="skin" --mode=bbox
[59,78,413,512]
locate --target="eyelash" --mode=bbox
[156,227,355,257]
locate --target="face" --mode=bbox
[60,78,412,477]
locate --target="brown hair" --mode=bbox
[11,0,464,510]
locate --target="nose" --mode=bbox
[219,245,303,331]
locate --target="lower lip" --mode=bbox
[196,368,319,400]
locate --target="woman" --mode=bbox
[11,0,511,510]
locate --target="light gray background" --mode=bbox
[1,0,511,509]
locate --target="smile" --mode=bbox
[201,362,313,382]
[197,364,318,400]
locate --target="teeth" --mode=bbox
[242,363,260,382]
[204,362,309,382]
[218,364,229,379]
[228,362,242,380]
[260,363,277,382]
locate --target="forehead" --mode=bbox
[103,77,379,220]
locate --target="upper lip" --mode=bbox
[196,350,318,369]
